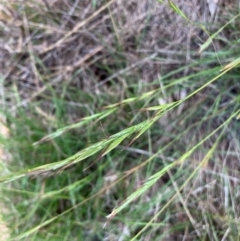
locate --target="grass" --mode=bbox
[1,0,240,240]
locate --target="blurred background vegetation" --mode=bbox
[1,0,240,240]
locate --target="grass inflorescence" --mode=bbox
[1,0,240,240]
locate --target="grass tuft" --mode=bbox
[1,0,240,240]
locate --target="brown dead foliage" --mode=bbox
[1,0,237,106]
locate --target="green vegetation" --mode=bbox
[1,0,240,240]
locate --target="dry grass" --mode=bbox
[1,0,237,103]
[1,0,240,240]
